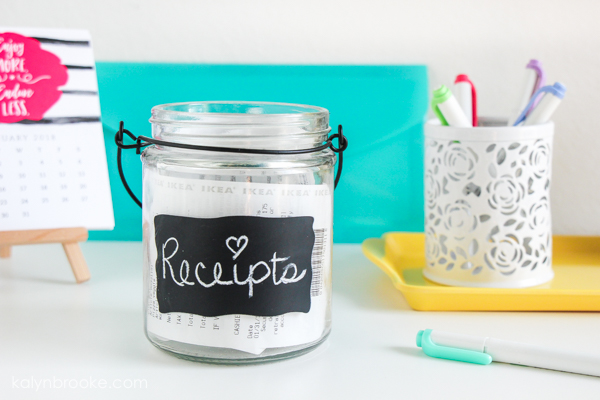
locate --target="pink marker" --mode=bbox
[454,74,478,127]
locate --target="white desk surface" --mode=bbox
[1,242,600,399]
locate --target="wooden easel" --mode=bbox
[0,227,90,283]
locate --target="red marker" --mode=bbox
[454,74,478,127]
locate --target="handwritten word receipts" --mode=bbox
[161,235,307,298]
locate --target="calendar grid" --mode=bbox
[0,28,114,231]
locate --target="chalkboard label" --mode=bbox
[154,215,315,317]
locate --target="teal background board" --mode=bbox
[90,63,428,242]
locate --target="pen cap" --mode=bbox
[508,60,546,126]
[454,74,478,127]
[514,82,566,126]
[423,118,554,288]
[431,85,471,127]
[526,59,547,111]
[526,59,546,91]
[431,85,452,126]
[417,329,492,365]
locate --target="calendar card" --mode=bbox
[0,28,114,231]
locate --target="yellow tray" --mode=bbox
[362,233,600,311]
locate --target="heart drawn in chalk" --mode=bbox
[226,236,249,260]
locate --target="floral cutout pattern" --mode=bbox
[424,136,553,285]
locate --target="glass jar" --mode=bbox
[141,101,336,363]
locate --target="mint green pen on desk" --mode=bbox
[417,329,600,377]
[431,85,472,127]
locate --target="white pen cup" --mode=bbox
[423,118,554,288]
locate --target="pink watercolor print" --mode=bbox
[0,32,68,123]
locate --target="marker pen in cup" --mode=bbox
[431,85,472,128]
[508,59,545,126]
[512,82,566,126]
[454,74,477,127]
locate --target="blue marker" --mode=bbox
[513,82,566,126]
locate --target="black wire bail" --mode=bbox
[115,121,348,208]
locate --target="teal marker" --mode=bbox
[416,329,600,377]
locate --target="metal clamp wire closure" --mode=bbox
[114,121,348,208]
